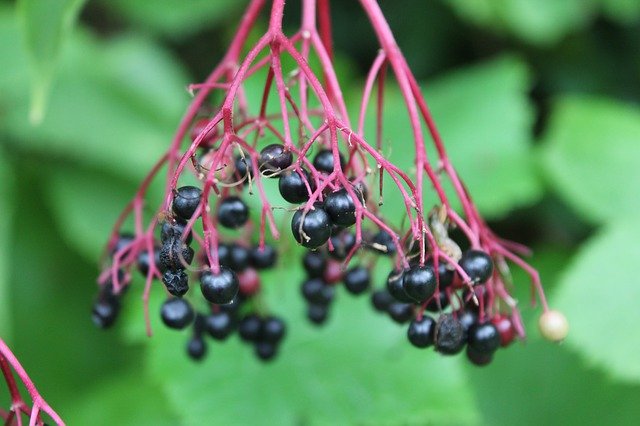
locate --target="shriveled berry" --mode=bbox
[92,298,120,329]
[301,278,334,305]
[172,186,202,220]
[386,270,413,303]
[160,298,195,330]
[159,239,194,271]
[205,311,235,340]
[402,265,436,303]
[161,221,193,244]
[371,289,394,312]
[200,268,239,304]
[228,243,250,271]
[459,250,493,284]
[291,206,331,249]
[425,259,454,289]
[238,314,262,342]
[407,316,436,348]
[302,251,326,277]
[218,196,249,229]
[492,315,516,347]
[371,230,397,256]
[137,245,161,276]
[262,316,286,343]
[307,304,329,325]
[255,341,278,361]
[468,323,500,355]
[328,231,356,260]
[344,266,370,295]
[187,337,207,361]
[466,346,493,367]
[387,302,413,324]
[313,149,345,173]
[259,144,293,175]
[324,189,356,227]
[162,269,189,297]
[434,314,465,355]
[426,291,450,312]
[278,169,315,203]
[249,244,277,269]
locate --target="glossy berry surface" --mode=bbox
[160,298,195,330]
[459,250,494,284]
[259,144,293,175]
[162,269,189,297]
[278,169,315,203]
[172,186,202,220]
[425,291,450,312]
[291,206,332,249]
[205,311,235,340]
[323,189,356,227]
[187,337,207,361]
[386,270,413,303]
[371,230,396,256]
[200,268,239,304]
[402,265,437,302]
[249,244,278,269]
[425,259,454,288]
[434,314,465,355]
[371,289,395,312]
[492,315,516,347]
[218,196,249,229]
[468,323,501,354]
[302,251,326,278]
[313,149,345,173]
[387,302,413,324]
[407,316,436,348]
[343,266,370,295]
[458,310,479,337]
[92,299,120,329]
[328,231,356,260]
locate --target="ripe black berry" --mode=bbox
[407,316,436,348]
[278,169,315,203]
[137,246,161,276]
[162,269,189,297]
[255,341,278,361]
[402,265,436,303]
[259,144,293,175]
[307,304,329,325]
[467,323,501,355]
[262,316,286,343]
[160,298,195,330]
[386,270,413,303]
[313,149,345,173]
[466,346,493,367]
[238,314,262,342]
[371,230,396,256]
[228,243,250,271]
[343,266,370,295]
[301,278,334,305]
[187,337,207,361]
[159,239,194,271]
[328,231,356,260]
[200,268,239,304]
[111,233,134,256]
[426,291,450,312]
[459,250,493,284]
[387,302,413,324]
[161,220,192,244]
[249,244,277,269]
[92,298,120,329]
[371,289,395,312]
[324,189,356,227]
[234,155,253,182]
[302,251,326,277]
[458,310,478,338]
[291,206,332,249]
[434,314,465,355]
[205,311,235,340]
[172,186,202,220]
[218,197,249,229]
[426,259,454,289]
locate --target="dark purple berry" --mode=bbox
[307,304,329,325]
[301,278,334,305]
[435,314,465,355]
[278,169,315,203]
[466,346,493,366]
[259,144,293,176]
[458,310,478,337]
[291,206,331,249]
[92,298,120,329]
[162,269,189,297]
[426,291,450,312]
[161,221,193,244]
[172,186,202,220]
[228,243,250,271]
[249,244,278,269]
[386,269,413,303]
[238,314,262,342]
[111,233,134,256]
[459,250,493,284]
[468,323,501,355]
[402,265,437,303]
[371,230,396,256]
[234,155,253,182]
[407,316,436,348]
[160,298,195,330]
[200,268,239,304]
[387,302,413,324]
[187,337,207,361]
[218,196,249,229]
[137,246,162,277]
[205,311,235,340]
[262,316,286,344]
[426,259,454,288]
[343,266,370,295]
[303,251,326,277]
[323,189,356,227]
[328,231,356,260]
[255,341,278,361]
[371,289,394,312]
[313,149,345,173]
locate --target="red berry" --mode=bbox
[491,315,516,347]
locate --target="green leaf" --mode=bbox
[140,264,479,425]
[441,0,595,45]
[598,0,640,23]
[552,219,640,383]
[539,96,640,223]
[376,56,541,221]
[105,0,243,38]
[0,148,13,339]
[17,0,87,123]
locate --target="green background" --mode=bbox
[1,0,640,424]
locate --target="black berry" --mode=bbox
[187,337,207,361]
[371,289,394,312]
[249,244,278,269]
[402,265,437,303]
[302,251,326,277]
[387,302,413,324]
[161,220,193,244]
[426,259,454,288]
[371,230,396,256]
[162,269,189,297]
[343,266,370,295]
[200,268,239,304]
[259,144,293,175]
[111,233,135,256]
[386,269,413,303]
[255,341,278,361]
[228,243,250,271]
[323,189,356,227]
[459,250,493,284]
[301,278,334,305]
[467,322,501,355]
[234,155,253,182]
[313,149,345,173]
[137,246,161,276]
[328,231,356,260]
[262,316,286,344]
[307,304,329,325]
[218,196,249,229]
[205,311,235,340]
[291,206,332,249]
[407,316,436,348]
[434,314,465,355]
[238,314,262,342]
[160,298,195,330]
[172,186,202,220]
[278,169,315,203]
[425,291,450,312]
[92,298,120,329]
[466,346,493,367]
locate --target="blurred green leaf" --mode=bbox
[137,265,479,425]
[441,0,594,45]
[0,7,30,110]
[552,219,640,383]
[105,0,243,39]
[17,0,87,123]
[0,148,13,339]
[539,96,640,223]
[377,56,541,221]
[599,0,640,23]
